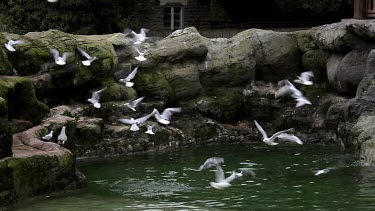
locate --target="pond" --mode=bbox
[10,143,375,211]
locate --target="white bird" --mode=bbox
[49,48,71,65]
[145,124,156,135]
[276,132,303,145]
[153,107,182,125]
[118,112,155,131]
[313,167,336,176]
[275,80,303,98]
[294,71,314,85]
[125,28,149,45]
[77,47,97,66]
[47,0,58,2]
[119,67,138,87]
[42,131,53,141]
[88,87,107,108]
[125,96,145,111]
[133,46,147,62]
[254,120,294,146]
[292,94,312,107]
[3,33,24,52]
[197,157,225,171]
[57,126,67,146]
[210,163,243,189]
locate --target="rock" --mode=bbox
[75,117,104,156]
[301,49,330,81]
[0,97,7,118]
[0,47,12,75]
[0,118,12,159]
[0,76,49,125]
[360,138,375,166]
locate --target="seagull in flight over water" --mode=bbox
[313,167,336,176]
[119,67,138,87]
[88,87,107,108]
[294,71,314,85]
[254,120,298,146]
[77,47,97,66]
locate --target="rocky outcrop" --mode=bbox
[0,118,12,159]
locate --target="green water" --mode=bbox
[10,143,375,210]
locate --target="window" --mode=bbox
[164,6,183,30]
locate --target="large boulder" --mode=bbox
[0,118,12,159]
[0,76,49,125]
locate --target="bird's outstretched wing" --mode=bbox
[125,67,138,81]
[129,96,145,108]
[269,128,295,141]
[214,164,226,183]
[12,40,24,45]
[140,28,149,36]
[301,71,314,81]
[198,157,224,171]
[254,120,268,139]
[92,87,107,101]
[136,112,154,123]
[49,48,60,60]
[118,118,136,124]
[62,52,71,61]
[161,107,182,119]
[77,47,92,59]
[276,133,303,145]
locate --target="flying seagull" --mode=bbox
[42,131,53,141]
[47,0,58,2]
[88,87,107,108]
[3,33,24,52]
[253,120,295,146]
[275,80,303,98]
[294,71,314,86]
[197,157,224,171]
[125,96,145,111]
[153,107,182,125]
[133,45,147,62]
[77,47,97,66]
[49,48,71,65]
[124,28,149,45]
[57,126,67,146]
[119,67,138,87]
[145,124,156,135]
[118,111,155,131]
[292,94,312,107]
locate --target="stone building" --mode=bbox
[354,0,375,18]
[133,0,212,36]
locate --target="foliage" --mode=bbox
[0,0,136,35]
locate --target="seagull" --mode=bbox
[57,126,67,146]
[292,94,312,107]
[153,107,182,125]
[313,167,336,176]
[119,67,138,87]
[210,165,242,189]
[275,80,303,98]
[88,87,107,108]
[197,157,224,171]
[254,120,294,146]
[294,71,314,85]
[42,131,53,141]
[145,124,156,135]
[118,111,155,131]
[124,28,149,45]
[49,48,71,65]
[125,96,145,111]
[77,47,97,66]
[133,46,147,62]
[275,132,303,145]
[3,33,24,52]
[47,0,58,2]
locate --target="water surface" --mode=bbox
[11,143,375,210]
